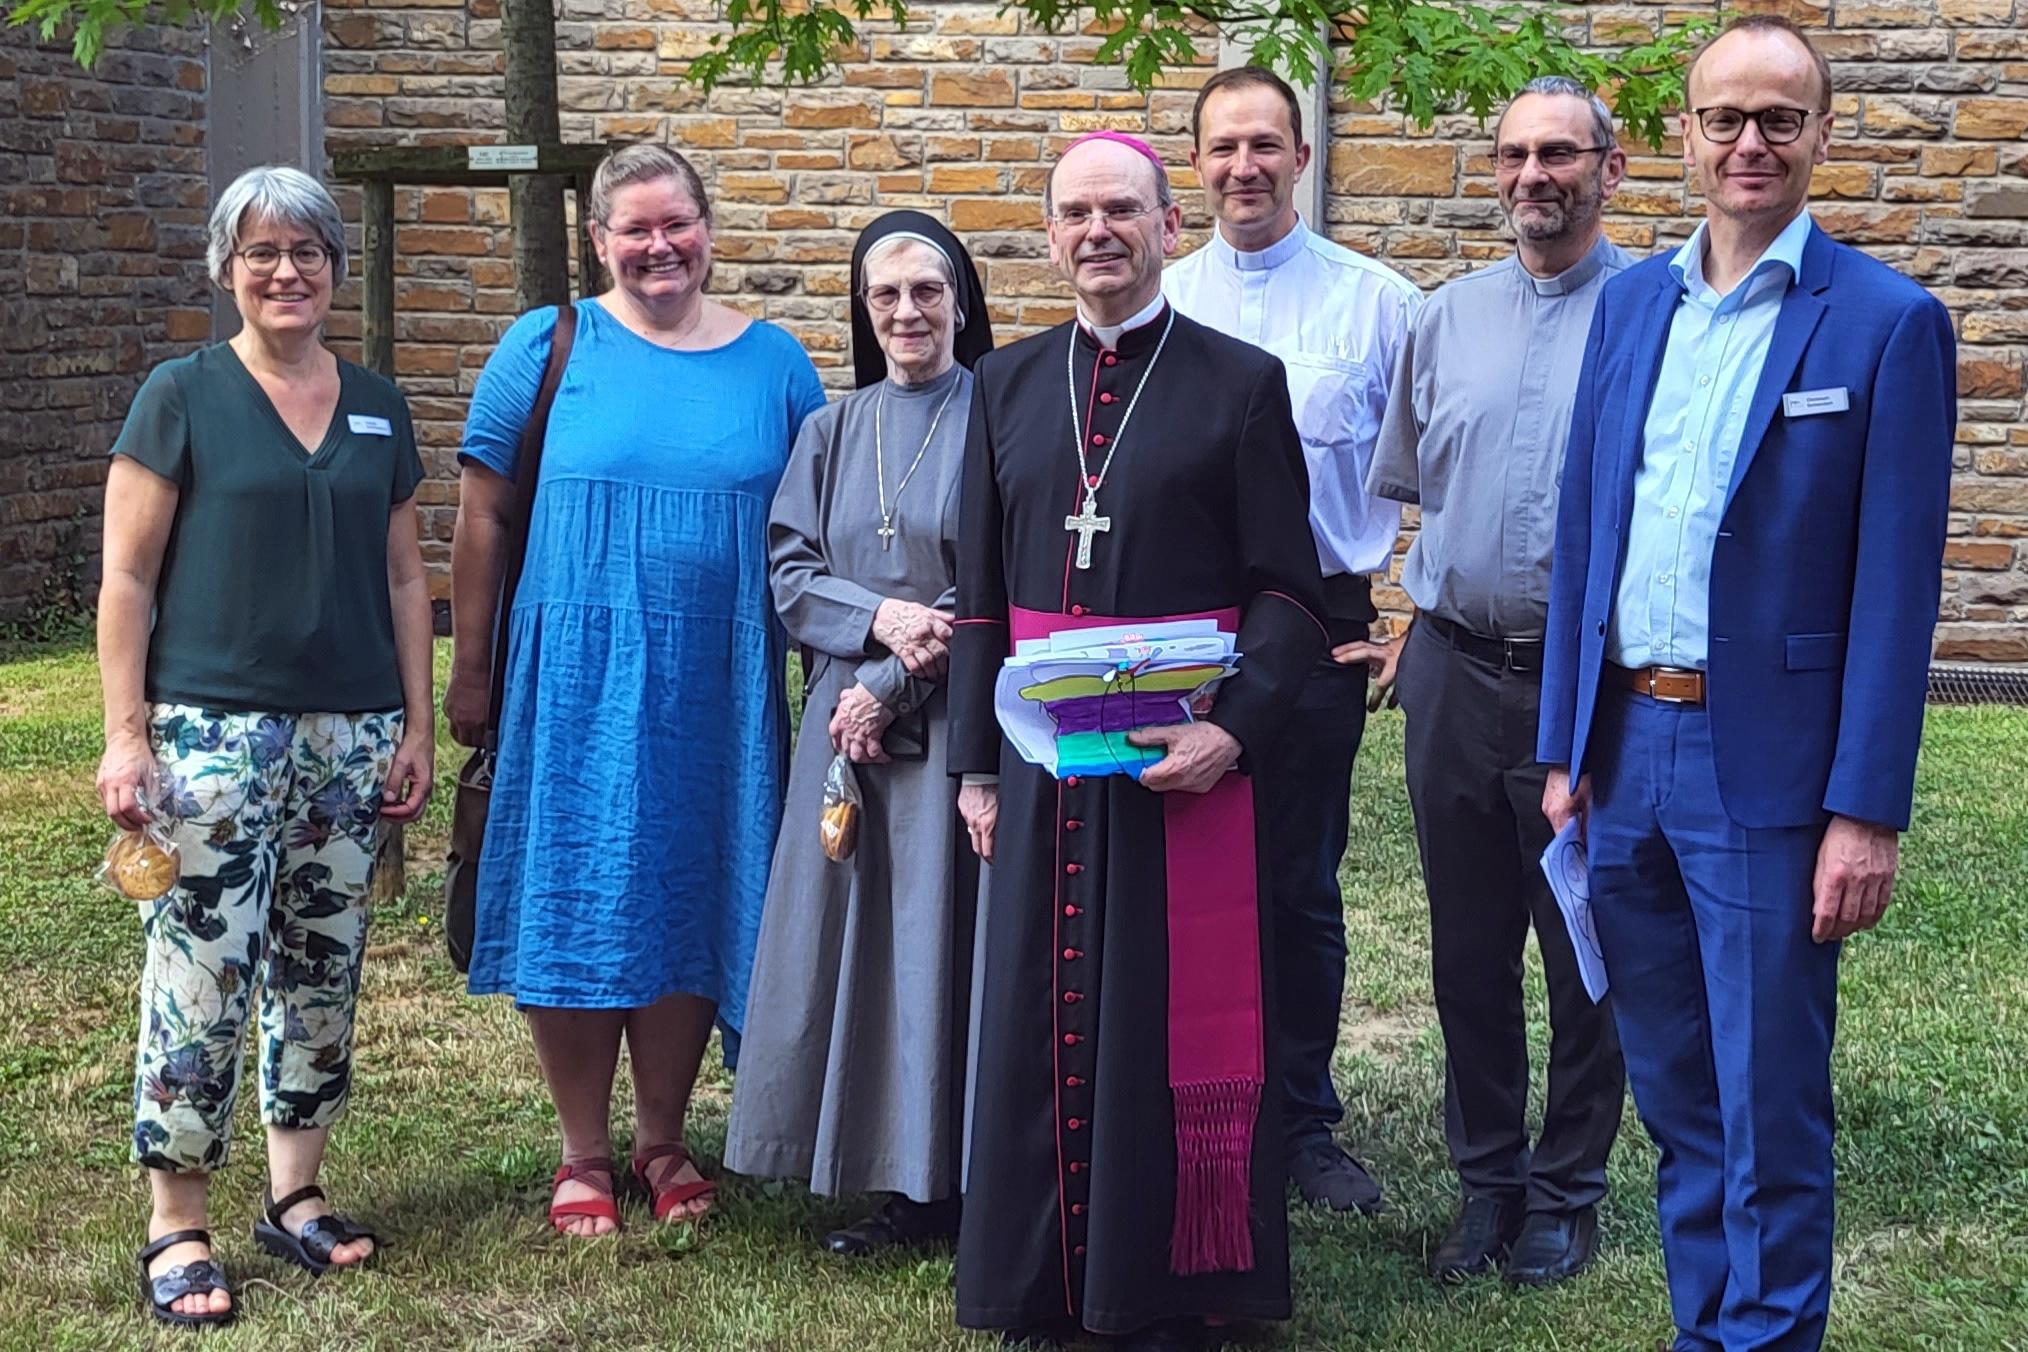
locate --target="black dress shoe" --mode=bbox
[1430,1194,1522,1283]
[1117,1318,1205,1352]
[823,1195,960,1256]
[1289,1139,1385,1214]
[1002,1318,1076,1348]
[1502,1205,1599,1286]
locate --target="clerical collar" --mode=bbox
[1076,291,1168,351]
[1519,234,1617,297]
[1209,217,1308,274]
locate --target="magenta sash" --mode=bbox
[1009,604,1262,1275]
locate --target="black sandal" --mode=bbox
[138,1228,236,1328]
[251,1184,378,1275]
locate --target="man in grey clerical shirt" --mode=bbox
[1358,75,1632,1288]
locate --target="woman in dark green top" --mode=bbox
[97,165,435,1328]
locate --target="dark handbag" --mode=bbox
[444,303,577,973]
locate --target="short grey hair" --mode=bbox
[207,165,348,290]
[1498,75,1617,150]
[1042,149,1174,219]
[589,144,711,227]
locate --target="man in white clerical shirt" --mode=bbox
[1164,64,1422,1215]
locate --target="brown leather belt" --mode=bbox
[1610,662,1707,705]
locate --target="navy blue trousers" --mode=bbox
[1587,688,1841,1352]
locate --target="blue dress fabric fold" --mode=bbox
[460,299,826,1027]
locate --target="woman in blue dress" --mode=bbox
[447,145,824,1236]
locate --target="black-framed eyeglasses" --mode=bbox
[863,280,949,313]
[1494,143,1612,171]
[235,243,330,277]
[1049,204,1157,230]
[1692,106,1814,145]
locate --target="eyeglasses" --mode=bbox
[1494,143,1612,171]
[1049,205,1157,230]
[863,281,950,313]
[235,244,330,277]
[607,218,706,246]
[1692,106,1814,145]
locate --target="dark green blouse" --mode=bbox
[110,344,426,714]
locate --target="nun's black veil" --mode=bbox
[848,210,994,390]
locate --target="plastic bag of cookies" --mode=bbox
[819,753,862,863]
[96,765,182,902]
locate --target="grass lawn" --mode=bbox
[1,638,2024,1350]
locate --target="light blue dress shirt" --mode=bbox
[1608,210,1815,671]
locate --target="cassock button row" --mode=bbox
[1072,1204,1085,1216]
[1066,775,1082,788]
[1063,947,1081,960]
[1066,818,1083,831]
[1065,863,1084,875]
[1064,904,1081,916]
[1069,1162,1085,1174]
[1103,353,1118,366]
[1099,392,1115,404]
[1067,1118,1083,1130]
[1065,1075,1084,1086]
[1075,1245,1087,1256]
[1070,605,1086,616]
[1064,1033,1082,1045]
[1090,433,1106,446]
[1063,991,1082,1003]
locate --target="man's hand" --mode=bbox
[444,666,491,748]
[1333,637,1401,712]
[959,782,998,862]
[872,598,955,678]
[1812,814,1899,944]
[1542,766,1592,840]
[1128,722,1241,794]
[828,682,895,764]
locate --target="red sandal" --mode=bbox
[632,1142,717,1222]
[549,1157,622,1236]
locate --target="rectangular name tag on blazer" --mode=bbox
[347,414,394,436]
[1782,387,1850,418]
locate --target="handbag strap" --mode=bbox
[485,302,578,741]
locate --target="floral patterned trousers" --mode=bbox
[132,704,402,1174]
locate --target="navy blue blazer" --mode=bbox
[1537,224,1956,832]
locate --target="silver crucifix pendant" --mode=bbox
[877,521,897,550]
[1064,492,1111,570]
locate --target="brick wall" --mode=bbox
[0,24,213,626]
[310,0,2020,658]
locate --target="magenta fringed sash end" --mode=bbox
[1169,1076,1262,1275]
[1163,771,1265,1277]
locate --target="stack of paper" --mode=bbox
[994,621,1241,780]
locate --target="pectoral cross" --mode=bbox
[1064,492,1111,571]
[876,520,898,550]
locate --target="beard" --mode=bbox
[1507,178,1602,244]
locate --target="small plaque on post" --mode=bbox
[468,145,540,171]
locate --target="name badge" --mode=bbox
[347,414,393,436]
[1782,387,1849,418]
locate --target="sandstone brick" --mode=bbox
[950,198,1041,231]
[1955,31,2028,60]
[1861,94,1950,135]
[717,172,790,204]
[1938,0,2015,19]
[783,96,880,129]
[1946,539,2019,571]
[163,309,210,341]
[1959,355,2026,399]
[1922,145,1998,175]
[1809,162,1878,198]
[929,166,1003,193]
[1810,204,1922,243]
[1328,143,1458,197]
[1956,98,2028,138]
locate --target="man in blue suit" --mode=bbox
[1536,16,1956,1352]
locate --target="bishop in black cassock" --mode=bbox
[948,132,1326,1347]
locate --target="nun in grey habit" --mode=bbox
[724,211,992,1254]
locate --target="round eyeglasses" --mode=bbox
[863,281,950,313]
[1494,143,1612,171]
[1692,106,1814,145]
[235,243,331,277]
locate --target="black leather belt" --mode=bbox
[1421,613,1544,672]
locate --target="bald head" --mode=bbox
[1043,134,1181,322]
[1686,16,1832,114]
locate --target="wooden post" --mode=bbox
[361,178,397,379]
[574,176,601,299]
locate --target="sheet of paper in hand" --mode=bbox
[994,622,1239,780]
[1540,818,1608,1002]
